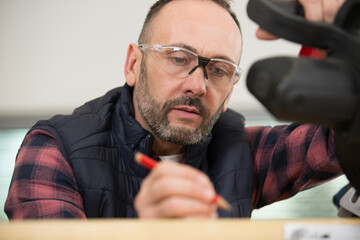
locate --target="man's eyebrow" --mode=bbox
[169,42,238,65]
[170,43,198,53]
[212,54,239,65]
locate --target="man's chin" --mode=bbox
[168,120,202,130]
[156,126,204,145]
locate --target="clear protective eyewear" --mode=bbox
[138,44,242,90]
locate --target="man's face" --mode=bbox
[133,0,242,145]
[136,58,224,145]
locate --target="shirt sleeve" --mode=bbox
[4,129,86,219]
[246,123,343,209]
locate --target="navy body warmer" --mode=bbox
[31,85,254,218]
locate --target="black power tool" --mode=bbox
[246,0,360,192]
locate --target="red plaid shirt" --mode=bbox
[5,123,342,219]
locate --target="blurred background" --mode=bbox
[0,0,348,221]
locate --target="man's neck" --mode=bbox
[152,136,186,156]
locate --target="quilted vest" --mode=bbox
[31,84,254,218]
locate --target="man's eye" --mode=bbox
[170,57,187,65]
[211,67,227,76]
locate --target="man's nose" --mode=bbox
[181,67,207,97]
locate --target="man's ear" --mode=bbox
[221,87,234,113]
[124,43,142,87]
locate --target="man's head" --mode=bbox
[124,0,243,150]
[138,0,242,44]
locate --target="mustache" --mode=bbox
[162,96,209,118]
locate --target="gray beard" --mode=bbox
[135,59,224,145]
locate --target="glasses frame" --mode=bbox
[138,44,243,86]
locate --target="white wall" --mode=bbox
[0,0,301,118]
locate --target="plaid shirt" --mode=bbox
[5,124,342,219]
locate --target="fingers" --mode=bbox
[255,27,279,41]
[148,160,212,187]
[299,0,324,22]
[299,0,346,23]
[256,0,346,40]
[134,161,218,218]
[137,197,218,218]
[143,171,215,204]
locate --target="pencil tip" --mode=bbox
[134,152,142,164]
[217,196,232,212]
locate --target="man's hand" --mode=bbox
[134,161,218,218]
[256,0,346,40]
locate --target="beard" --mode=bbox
[135,59,224,145]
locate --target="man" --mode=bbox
[5,0,344,219]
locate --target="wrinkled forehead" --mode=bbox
[146,0,242,63]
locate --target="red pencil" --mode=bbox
[134,152,232,212]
